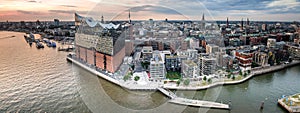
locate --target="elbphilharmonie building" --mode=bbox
[74,13,125,73]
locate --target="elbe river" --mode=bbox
[0,31,299,113]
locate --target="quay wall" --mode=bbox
[164,60,300,90]
[67,56,157,91]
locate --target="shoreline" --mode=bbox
[67,56,231,109]
[67,56,159,91]
[164,60,300,90]
[67,56,300,91]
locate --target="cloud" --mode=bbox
[182,0,300,16]
[267,0,300,8]
[48,10,91,15]
[264,0,300,14]
[60,5,77,8]
[27,0,42,3]
[130,5,181,15]
[27,0,37,3]
[87,0,103,3]
[48,10,77,14]
[17,10,42,15]
[1,0,300,21]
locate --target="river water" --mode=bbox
[0,31,299,113]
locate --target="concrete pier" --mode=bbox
[157,87,229,109]
[169,97,229,109]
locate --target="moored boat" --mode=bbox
[51,42,56,48]
[36,42,44,49]
[29,42,32,47]
[46,41,57,48]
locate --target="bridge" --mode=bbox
[157,87,230,109]
[157,87,177,99]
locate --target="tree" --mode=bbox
[176,80,181,86]
[203,76,207,81]
[239,70,243,76]
[123,74,130,81]
[184,79,190,86]
[129,71,133,76]
[243,73,247,77]
[134,76,140,81]
[227,74,231,78]
[208,78,212,83]
[179,77,183,82]
[131,65,135,70]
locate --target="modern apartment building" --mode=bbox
[235,50,252,71]
[182,60,199,78]
[198,54,217,76]
[149,51,166,80]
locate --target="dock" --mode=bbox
[157,87,230,109]
[278,93,300,113]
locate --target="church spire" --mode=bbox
[241,18,244,30]
[128,9,131,24]
[101,14,104,23]
[201,13,205,30]
[226,17,229,28]
[247,18,249,26]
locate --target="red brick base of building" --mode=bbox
[76,46,125,73]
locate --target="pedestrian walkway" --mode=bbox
[157,87,230,109]
[169,97,229,109]
[157,87,176,99]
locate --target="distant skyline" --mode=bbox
[1,0,300,22]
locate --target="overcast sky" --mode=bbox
[1,0,300,22]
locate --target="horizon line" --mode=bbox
[1,19,299,23]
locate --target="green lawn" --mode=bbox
[166,71,181,80]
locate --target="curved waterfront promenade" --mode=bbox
[67,56,230,109]
[67,56,299,110]
[67,56,158,90]
[67,55,300,91]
